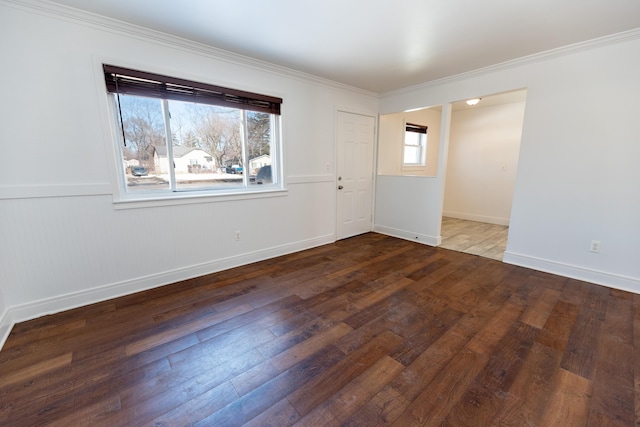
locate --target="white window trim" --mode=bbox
[401,120,427,171]
[112,187,288,210]
[95,59,287,208]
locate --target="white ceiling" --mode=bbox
[48,0,640,93]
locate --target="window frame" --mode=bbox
[101,64,286,207]
[402,121,428,169]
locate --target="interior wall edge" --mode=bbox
[503,251,640,294]
[0,232,335,352]
[0,311,12,353]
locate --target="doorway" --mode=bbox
[440,217,509,260]
[336,111,376,240]
[441,89,527,260]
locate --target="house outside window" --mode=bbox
[403,122,428,167]
[103,65,282,198]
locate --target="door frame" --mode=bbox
[334,107,379,240]
[439,90,527,257]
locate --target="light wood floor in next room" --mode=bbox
[440,216,509,261]
[0,233,636,426]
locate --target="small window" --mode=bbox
[403,122,427,167]
[103,65,282,197]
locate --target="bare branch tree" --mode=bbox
[119,95,165,168]
[247,112,271,159]
[187,104,242,170]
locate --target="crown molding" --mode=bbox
[4,0,637,100]
[1,0,378,99]
[382,27,640,99]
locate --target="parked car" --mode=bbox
[225,165,243,174]
[131,166,148,176]
[256,165,272,184]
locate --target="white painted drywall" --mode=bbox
[0,287,8,345]
[443,99,526,225]
[377,32,640,292]
[0,1,378,341]
[374,176,442,245]
[378,108,442,176]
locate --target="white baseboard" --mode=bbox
[374,225,440,246]
[443,211,510,226]
[7,235,637,351]
[0,233,335,350]
[0,309,13,352]
[503,251,640,294]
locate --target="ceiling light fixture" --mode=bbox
[466,98,481,106]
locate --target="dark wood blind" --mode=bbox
[406,123,428,134]
[103,64,282,115]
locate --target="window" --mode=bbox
[403,122,427,167]
[103,65,282,197]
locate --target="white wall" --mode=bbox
[0,1,378,345]
[378,108,441,176]
[443,100,525,225]
[374,176,442,245]
[0,288,7,346]
[377,31,640,292]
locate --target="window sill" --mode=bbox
[401,165,426,172]
[113,187,287,210]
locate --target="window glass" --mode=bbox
[116,95,279,193]
[171,101,243,191]
[105,65,281,198]
[119,95,169,191]
[247,112,274,186]
[403,123,427,167]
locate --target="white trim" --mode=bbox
[335,105,380,119]
[0,233,335,350]
[0,183,288,206]
[95,56,290,209]
[4,0,638,101]
[442,211,510,226]
[503,251,640,294]
[1,0,378,99]
[400,166,428,173]
[401,120,427,169]
[382,28,640,98]
[0,183,112,200]
[374,225,440,246]
[287,175,334,184]
[0,309,13,352]
[112,188,288,210]
[371,114,380,229]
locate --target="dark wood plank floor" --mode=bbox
[0,233,637,426]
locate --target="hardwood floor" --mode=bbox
[440,217,509,261]
[0,233,636,426]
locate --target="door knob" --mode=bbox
[338,185,344,190]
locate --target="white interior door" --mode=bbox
[336,111,375,240]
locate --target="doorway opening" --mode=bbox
[440,89,527,260]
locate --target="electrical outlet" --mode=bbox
[235,230,241,241]
[590,240,600,253]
